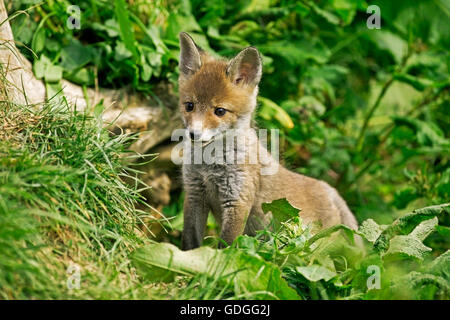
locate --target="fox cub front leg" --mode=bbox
[217,173,255,248]
[219,200,252,248]
[182,190,210,250]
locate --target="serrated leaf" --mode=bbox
[384,235,432,260]
[410,217,438,241]
[374,203,449,252]
[261,198,300,226]
[296,265,337,282]
[258,97,294,129]
[358,219,385,243]
[429,250,450,279]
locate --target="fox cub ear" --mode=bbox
[179,32,202,76]
[227,47,262,87]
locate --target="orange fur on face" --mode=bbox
[179,54,256,131]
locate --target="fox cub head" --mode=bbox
[178,32,262,143]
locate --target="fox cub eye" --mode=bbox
[185,102,194,112]
[214,107,226,117]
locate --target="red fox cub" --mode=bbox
[178,32,358,250]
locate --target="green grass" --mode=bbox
[0,97,157,299]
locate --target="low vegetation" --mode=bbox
[1,0,448,299]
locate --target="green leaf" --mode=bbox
[429,250,450,279]
[366,30,408,64]
[44,65,62,83]
[33,56,49,79]
[114,0,137,60]
[258,40,330,65]
[393,73,434,91]
[374,203,449,252]
[141,63,152,82]
[114,42,133,61]
[409,217,438,241]
[393,116,449,147]
[296,265,337,282]
[131,243,301,300]
[384,235,432,261]
[307,224,356,246]
[92,19,120,38]
[60,40,94,72]
[258,97,295,129]
[384,217,438,261]
[31,26,45,53]
[308,2,340,25]
[358,219,385,243]
[261,198,300,225]
[166,13,202,42]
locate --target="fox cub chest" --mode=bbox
[183,164,247,211]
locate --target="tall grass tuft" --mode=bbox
[0,97,156,299]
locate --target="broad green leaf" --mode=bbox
[114,42,133,61]
[366,30,407,64]
[384,217,438,261]
[114,0,137,60]
[308,2,340,25]
[141,63,152,82]
[410,217,438,241]
[45,81,62,99]
[60,41,94,72]
[328,0,358,25]
[44,65,62,83]
[131,243,301,300]
[307,224,355,246]
[358,219,385,243]
[384,235,432,261]
[296,265,337,282]
[258,40,330,65]
[241,0,270,14]
[374,203,449,252]
[31,26,45,53]
[394,271,450,299]
[258,97,294,129]
[261,198,300,225]
[436,225,450,237]
[92,19,120,38]
[166,13,202,41]
[65,68,94,86]
[429,250,450,279]
[33,56,48,80]
[392,117,449,147]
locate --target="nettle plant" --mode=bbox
[132,200,450,300]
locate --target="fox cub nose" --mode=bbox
[189,131,201,141]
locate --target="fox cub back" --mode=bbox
[178,32,358,250]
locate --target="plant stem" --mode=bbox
[355,76,394,152]
[349,87,447,187]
